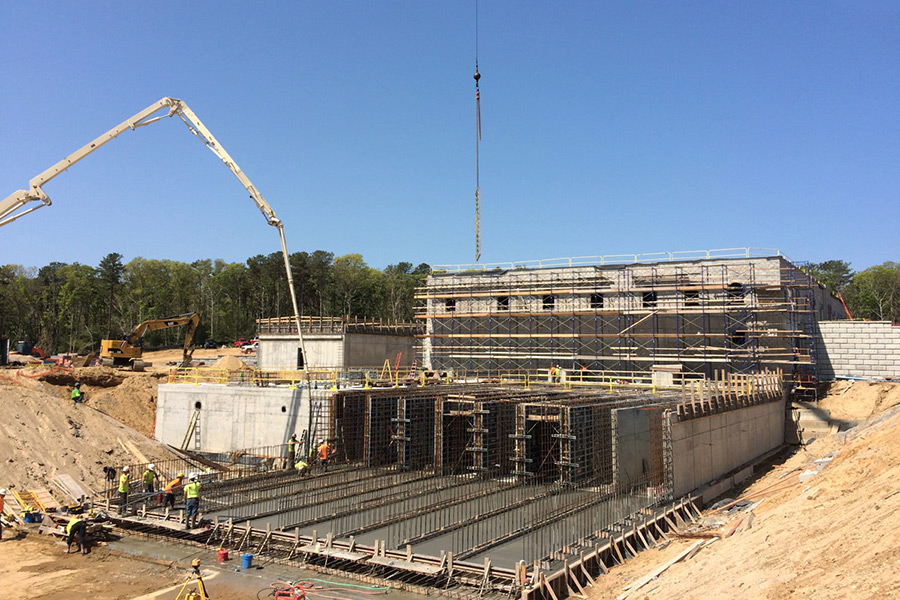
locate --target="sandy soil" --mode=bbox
[0,367,178,493]
[0,532,277,600]
[0,534,182,600]
[588,382,900,600]
[3,359,898,600]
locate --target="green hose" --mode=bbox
[296,578,390,593]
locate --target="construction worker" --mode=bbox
[294,458,310,477]
[0,488,6,540]
[287,433,298,469]
[162,472,184,510]
[142,464,158,494]
[183,473,201,530]
[317,439,330,472]
[117,466,130,516]
[65,515,88,554]
[71,382,83,408]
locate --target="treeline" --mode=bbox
[808,260,900,322]
[0,251,429,355]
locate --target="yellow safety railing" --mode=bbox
[166,366,707,392]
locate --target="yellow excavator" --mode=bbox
[99,312,199,371]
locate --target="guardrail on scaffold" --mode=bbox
[431,247,793,273]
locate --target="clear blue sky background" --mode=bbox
[1,1,897,273]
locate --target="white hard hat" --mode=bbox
[123,466,130,472]
[0,488,7,495]
[319,439,324,444]
[189,473,198,481]
[148,463,156,470]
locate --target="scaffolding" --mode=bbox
[417,252,837,384]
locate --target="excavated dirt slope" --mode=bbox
[0,369,177,493]
[589,381,900,600]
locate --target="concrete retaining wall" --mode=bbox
[671,399,785,498]
[816,321,900,380]
[155,384,311,452]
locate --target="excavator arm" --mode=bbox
[1,96,308,368]
[124,312,200,366]
[103,312,200,369]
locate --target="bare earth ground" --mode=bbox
[2,361,898,599]
[0,347,247,491]
[588,381,900,600]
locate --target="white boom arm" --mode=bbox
[0,97,309,366]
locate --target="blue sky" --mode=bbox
[1,1,897,273]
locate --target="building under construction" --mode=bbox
[145,249,829,599]
[418,249,846,381]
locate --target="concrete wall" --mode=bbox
[615,408,651,485]
[258,333,417,370]
[155,383,311,452]
[259,335,343,369]
[344,334,417,368]
[671,399,785,497]
[816,321,900,380]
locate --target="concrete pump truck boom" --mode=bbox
[0,96,310,376]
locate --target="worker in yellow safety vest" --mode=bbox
[117,466,130,516]
[142,464,158,494]
[287,433,298,469]
[65,515,88,554]
[183,474,201,530]
[71,382,83,408]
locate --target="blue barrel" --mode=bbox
[241,553,253,569]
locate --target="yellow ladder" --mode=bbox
[180,410,200,450]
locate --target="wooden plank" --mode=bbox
[56,474,91,501]
[367,556,444,575]
[617,540,705,600]
[29,489,61,512]
[118,437,149,465]
[299,544,368,561]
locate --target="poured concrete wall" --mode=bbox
[344,334,417,368]
[155,383,311,452]
[259,335,343,369]
[671,399,785,498]
[259,333,416,370]
[816,321,900,380]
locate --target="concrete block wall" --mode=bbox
[671,399,785,498]
[817,321,900,380]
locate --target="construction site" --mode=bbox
[0,8,896,595]
[4,246,900,600]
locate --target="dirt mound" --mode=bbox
[818,380,900,422]
[0,379,177,493]
[212,354,254,372]
[73,366,127,387]
[88,373,161,436]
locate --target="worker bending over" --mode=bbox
[65,515,88,554]
[183,474,201,530]
[294,458,310,477]
[163,472,184,509]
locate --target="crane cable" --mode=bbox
[474,0,482,261]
